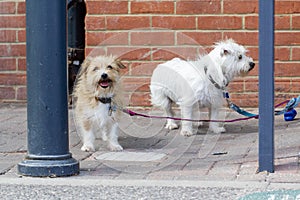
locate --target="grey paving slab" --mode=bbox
[95,151,167,162]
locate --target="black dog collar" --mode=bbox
[95,97,112,104]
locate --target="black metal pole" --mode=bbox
[258,0,275,172]
[18,0,79,177]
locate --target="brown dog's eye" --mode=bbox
[93,67,99,71]
[107,65,113,69]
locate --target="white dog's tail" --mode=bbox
[150,84,172,107]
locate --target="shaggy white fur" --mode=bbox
[150,39,255,136]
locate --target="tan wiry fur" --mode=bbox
[73,55,126,152]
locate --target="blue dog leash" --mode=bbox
[276,96,300,121]
[205,67,299,121]
[224,91,300,121]
[275,96,300,115]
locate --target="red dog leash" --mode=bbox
[122,100,290,123]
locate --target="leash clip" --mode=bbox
[223,91,229,99]
[108,104,117,116]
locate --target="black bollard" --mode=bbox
[18,0,79,177]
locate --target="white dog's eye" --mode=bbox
[238,55,242,60]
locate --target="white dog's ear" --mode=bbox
[114,59,126,69]
[221,48,231,57]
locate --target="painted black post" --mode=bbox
[258,0,275,172]
[18,0,79,177]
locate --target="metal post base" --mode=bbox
[18,158,79,177]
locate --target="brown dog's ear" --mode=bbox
[78,57,92,78]
[82,57,92,69]
[115,59,126,69]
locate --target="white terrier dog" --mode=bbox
[73,55,126,151]
[150,39,255,136]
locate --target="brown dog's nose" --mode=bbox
[101,73,108,79]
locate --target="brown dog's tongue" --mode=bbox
[100,81,109,88]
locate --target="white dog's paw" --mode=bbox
[108,143,123,151]
[209,126,226,134]
[180,130,194,137]
[165,122,179,130]
[81,144,95,152]
[102,133,108,141]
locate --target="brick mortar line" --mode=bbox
[274,61,300,63]
[0,71,26,74]
[221,0,224,14]
[127,0,131,14]
[289,15,293,30]
[84,30,257,33]
[275,30,300,33]
[0,29,24,34]
[278,46,300,49]
[0,28,25,31]
[290,46,293,60]
[0,14,25,17]
[0,86,26,90]
[86,29,257,32]
[274,92,300,95]
[0,42,26,45]
[85,13,300,17]
[85,46,254,51]
[0,86,25,89]
[275,77,300,80]
[86,44,258,48]
[0,0,24,3]
[1,100,27,103]
[86,46,295,50]
[0,53,25,59]
[0,70,26,73]
[86,45,208,48]
[174,1,177,15]
[85,30,300,33]
[86,14,261,17]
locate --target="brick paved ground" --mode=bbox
[0,103,300,199]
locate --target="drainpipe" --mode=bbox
[18,0,79,177]
[68,0,86,96]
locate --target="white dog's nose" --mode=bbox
[249,62,255,71]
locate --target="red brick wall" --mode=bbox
[0,1,26,102]
[1,0,300,108]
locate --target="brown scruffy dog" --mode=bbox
[73,55,126,152]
